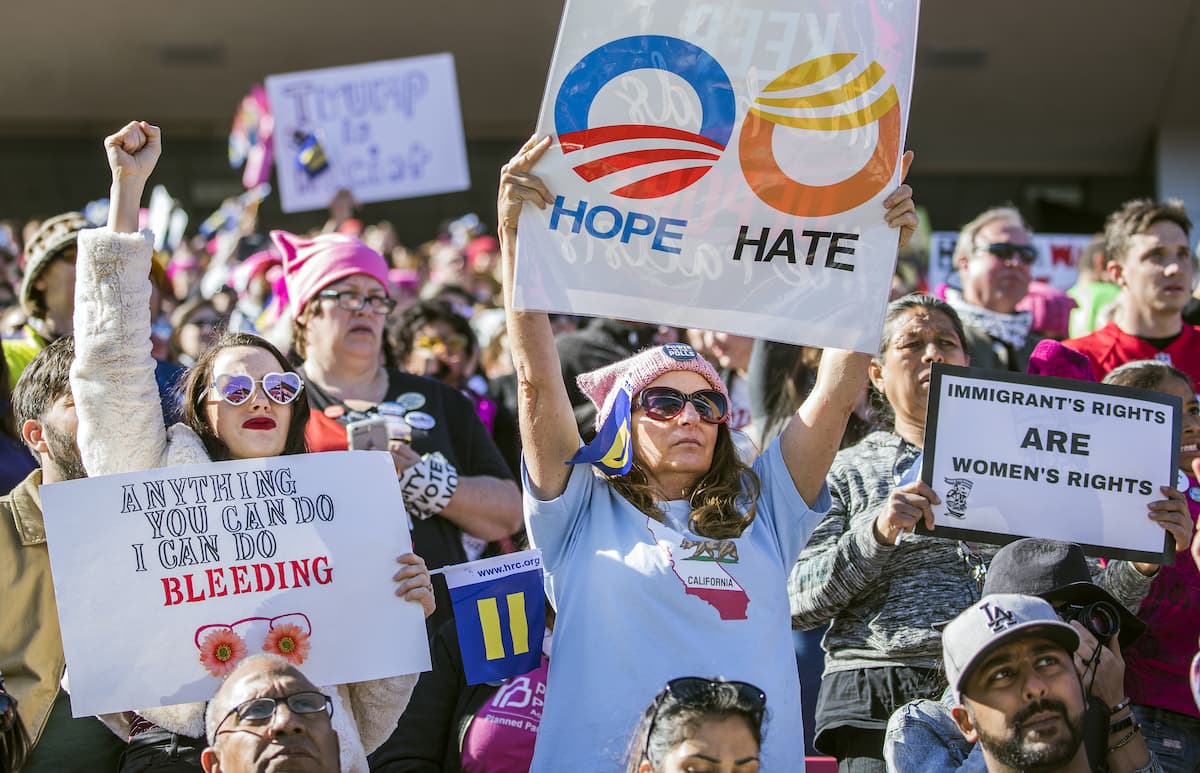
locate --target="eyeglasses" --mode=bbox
[637,386,729,424]
[975,242,1038,265]
[210,372,304,406]
[642,677,766,761]
[414,333,469,354]
[213,691,333,739]
[317,290,396,315]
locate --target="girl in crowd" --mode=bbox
[72,121,433,773]
[281,225,522,620]
[498,135,918,769]
[1103,360,1200,773]
[388,299,521,477]
[790,296,1193,772]
[167,297,223,367]
[624,677,766,773]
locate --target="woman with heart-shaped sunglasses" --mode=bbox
[68,121,433,773]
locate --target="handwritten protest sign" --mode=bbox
[513,0,919,352]
[40,451,430,717]
[928,231,1093,292]
[921,364,1180,563]
[266,54,470,213]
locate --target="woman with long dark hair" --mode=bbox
[498,135,919,770]
[790,295,1192,772]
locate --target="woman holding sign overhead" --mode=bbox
[70,121,433,773]
[497,134,918,770]
[789,296,1192,772]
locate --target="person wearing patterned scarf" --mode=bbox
[948,206,1042,372]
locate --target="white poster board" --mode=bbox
[928,231,1093,292]
[40,451,430,717]
[266,54,470,213]
[921,364,1180,563]
[514,0,920,353]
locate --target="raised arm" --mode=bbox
[72,121,169,476]
[776,154,917,503]
[498,136,580,500]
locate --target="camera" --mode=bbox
[1059,600,1121,641]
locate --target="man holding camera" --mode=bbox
[885,539,1162,772]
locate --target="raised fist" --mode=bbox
[104,120,162,182]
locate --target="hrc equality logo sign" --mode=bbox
[553,35,900,217]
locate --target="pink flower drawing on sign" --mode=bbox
[198,628,247,677]
[262,622,312,665]
[195,613,313,677]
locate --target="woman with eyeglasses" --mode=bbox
[70,122,433,773]
[497,135,918,770]
[789,298,1190,772]
[288,222,523,620]
[625,677,766,773]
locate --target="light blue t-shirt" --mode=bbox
[524,439,830,771]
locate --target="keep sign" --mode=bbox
[40,451,431,716]
[921,364,1181,564]
[514,0,919,352]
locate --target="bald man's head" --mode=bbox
[201,654,339,773]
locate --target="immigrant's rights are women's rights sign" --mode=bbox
[920,364,1181,564]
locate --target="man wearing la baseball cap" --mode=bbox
[941,594,1158,773]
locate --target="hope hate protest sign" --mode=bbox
[920,364,1181,563]
[40,451,431,717]
[266,54,470,213]
[514,0,920,352]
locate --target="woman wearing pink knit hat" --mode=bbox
[279,227,523,634]
[497,136,919,772]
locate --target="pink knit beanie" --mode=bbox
[577,343,728,431]
[1027,339,1096,382]
[272,229,391,315]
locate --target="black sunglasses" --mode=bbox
[642,677,766,760]
[976,242,1038,265]
[637,386,729,424]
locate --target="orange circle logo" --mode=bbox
[740,53,901,217]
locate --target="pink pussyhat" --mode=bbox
[1027,339,1096,382]
[272,229,391,315]
[577,342,728,431]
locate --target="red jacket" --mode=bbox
[1064,321,1200,390]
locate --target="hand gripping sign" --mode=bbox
[514,0,919,352]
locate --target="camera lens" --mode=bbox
[1081,601,1121,641]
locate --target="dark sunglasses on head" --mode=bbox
[214,691,332,739]
[210,372,304,406]
[643,677,766,760]
[976,242,1038,265]
[637,386,729,424]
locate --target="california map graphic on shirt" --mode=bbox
[645,518,749,620]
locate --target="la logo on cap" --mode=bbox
[980,600,1017,633]
[663,343,697,361]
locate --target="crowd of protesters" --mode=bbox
[1,118,1200,773]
